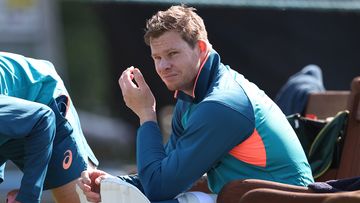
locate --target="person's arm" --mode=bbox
[0,95,56,203]
[137,102,254,201]
[118,67,254,201]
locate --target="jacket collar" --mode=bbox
[175,49,221,103]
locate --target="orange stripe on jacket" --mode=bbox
[229,129,267,167]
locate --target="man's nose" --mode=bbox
[158,59,170,71]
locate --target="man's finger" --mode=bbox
[94,175,103,185]
[77,178,91,192]
[84,191,101,203]
[133,68,147,88]
[119,68,138,90]
[80,171,91,185]
[81,170,90,178]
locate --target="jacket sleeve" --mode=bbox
[136,101,254,201]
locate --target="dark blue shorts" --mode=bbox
[0,95,98,190]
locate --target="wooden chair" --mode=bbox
[190,76,360,203]
[304,91,350,182]
[305,91,349,120]
[304,77,360,182]
[337,77,360,179]
[238,186,360,203]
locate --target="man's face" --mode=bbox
[150,31,201,94]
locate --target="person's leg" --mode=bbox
[0,95,56,203]
[34,60,98,202]
[51,179,81,203]
[51,162,96,203]
[44,96,98,203]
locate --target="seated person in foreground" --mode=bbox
[77,5,314,203]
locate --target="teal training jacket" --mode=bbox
[136,50,314,202]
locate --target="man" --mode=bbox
[77,5,313,203]
[0,52,98,203]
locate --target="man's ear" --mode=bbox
[197,40,208,59]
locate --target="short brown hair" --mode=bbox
[144,5,208,48]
